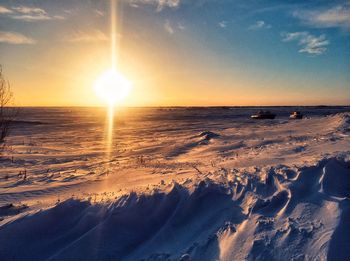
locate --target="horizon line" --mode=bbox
[7,104,350,108]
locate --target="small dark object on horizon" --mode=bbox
[251,110,276,119]
[290,111,303,119]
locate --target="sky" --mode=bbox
[0,0,349,106]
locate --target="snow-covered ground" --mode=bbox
[0,107,350,260]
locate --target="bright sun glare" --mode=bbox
[94,69,131,106]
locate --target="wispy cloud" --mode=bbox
[282,31,329,55]
[218,21,227,28]
[0,5,13,14]
[164,20,174,34]
[0,5,65,21]
[0,31,36,44]
[248,20,271,30]
[129,0,180,12]
[62,30,108,43]
[94,9,105,17]
[12,6,46,15]
[294,5,350,29]
[10,14,63,21]
[177,23,185,30]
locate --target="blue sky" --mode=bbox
[0,0,349,106]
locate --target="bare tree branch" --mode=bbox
[0,65,17,148]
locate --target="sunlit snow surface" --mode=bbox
[0,107,350,260]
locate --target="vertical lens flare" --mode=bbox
[111,0,117,70]
[105,0,117,170]
[106,105,114,158]
[98,0,130,172]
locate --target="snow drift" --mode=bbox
[1,157,349,261]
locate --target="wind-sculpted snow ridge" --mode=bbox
[166,131,221,158]
[0,157,349,261]
[337,113,350,133]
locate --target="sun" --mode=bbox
[94,69,131,106]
